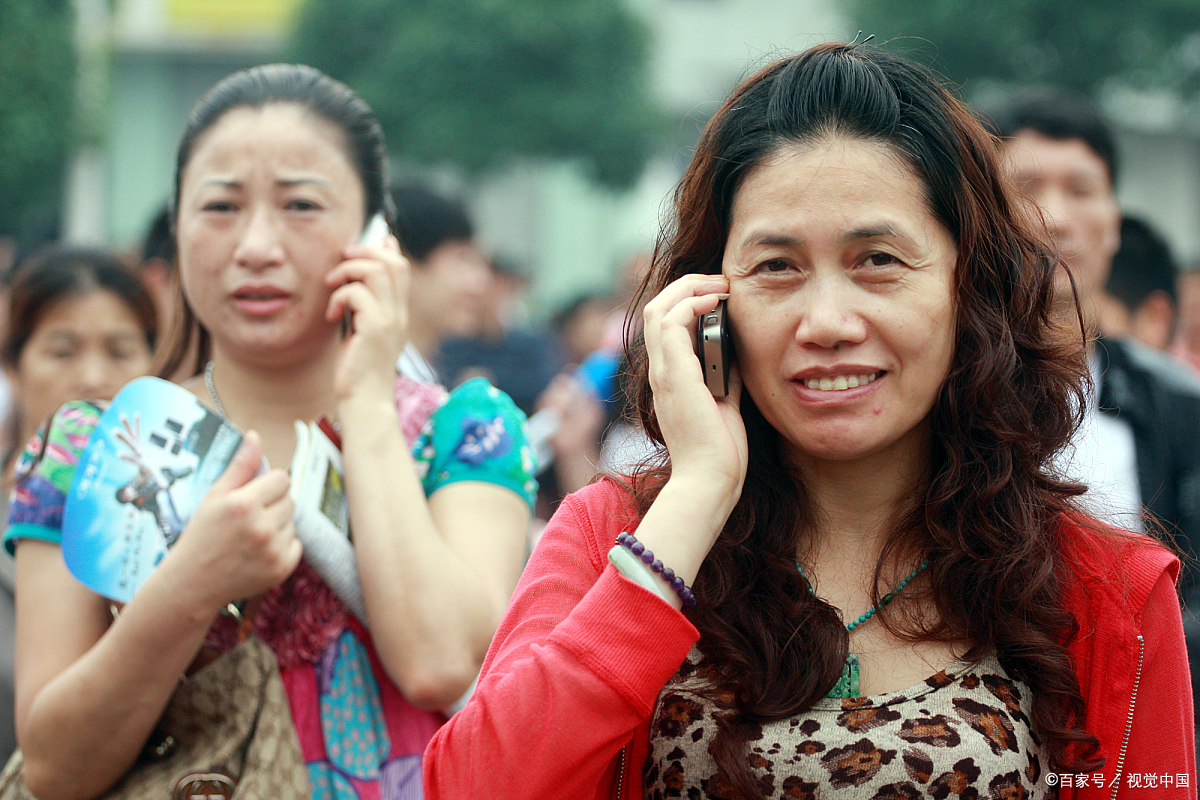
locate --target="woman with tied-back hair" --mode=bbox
[5,64,535,799]
[425,42,1193,799]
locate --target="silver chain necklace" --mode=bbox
[204,360,227,418]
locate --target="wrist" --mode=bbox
[334,390,396,431]
[658,472,741,525]
[609,533,695,610]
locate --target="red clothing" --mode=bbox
[425,479,1195,799]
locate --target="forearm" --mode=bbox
[18,564,217,800]
[339,394,518,708]
[618,473,741,608]
[425,489,699,798]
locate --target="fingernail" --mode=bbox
[714,293,730,300]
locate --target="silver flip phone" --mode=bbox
[695,299,731,398]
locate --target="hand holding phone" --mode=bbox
[341,213,392,337]
[695,299,732,397]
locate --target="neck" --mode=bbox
[406,319,438,363]
[794,444,927,567]
[192,342,340,469]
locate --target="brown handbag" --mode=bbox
[0,635,310,799]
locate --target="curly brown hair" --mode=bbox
[622,42,1102,798]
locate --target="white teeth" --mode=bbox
[804,372,877,391]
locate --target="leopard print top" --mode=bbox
[644,648,1051,799]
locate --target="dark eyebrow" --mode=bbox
[278,177,332,188]
[197,177,332,189]
[843,224,900,242]
[738,232,803,250]
[737,223,914,251]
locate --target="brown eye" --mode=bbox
[757,259,791,273]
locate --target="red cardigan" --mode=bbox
[424,479,1195,799]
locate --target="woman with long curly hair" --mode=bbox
[424,42,1194,799]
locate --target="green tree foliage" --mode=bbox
[0,0,76,239]
[288,0,667,191]
[848,0,1200,98]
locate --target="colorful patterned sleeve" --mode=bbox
[410,377,538,509]
[4,401,104,554]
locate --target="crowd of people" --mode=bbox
[0,38,1195,800]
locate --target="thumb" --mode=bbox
[214,429,265,491]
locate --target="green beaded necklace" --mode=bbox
[795,559,930,699]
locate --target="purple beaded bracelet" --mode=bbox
[616,531,697,608]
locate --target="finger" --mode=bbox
[642,276,729,351]
[330,249,408,294]
[325,281,384,326]
[642,274,728,323]
[647,292,727,377]
[214,430,265,492]
[242,467,292,507]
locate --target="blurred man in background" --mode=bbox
[989,89,1200,737]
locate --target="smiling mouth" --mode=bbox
[802,372,881,391]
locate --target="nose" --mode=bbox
[794,273,868,351]
[1030,185,1070,240]
[233,205,285,269]
[73,352,117,401]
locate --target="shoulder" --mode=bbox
[553,477,641,560]
[1057,515,1180,624]
[1102,336,1200,400]
[562,477,638,522]
[14,401,105,485]
[439,377,525,418]
[5,401,106,552]
[416,378,538,506]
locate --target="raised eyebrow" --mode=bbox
[277,177,333,189]
[196,177,333,189]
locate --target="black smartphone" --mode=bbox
[695,299,732,397]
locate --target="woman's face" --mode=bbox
[175,103,366,363]
[723,138,957,470]
[11,290,152,435]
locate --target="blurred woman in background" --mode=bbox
[1,245,156,490]
[0,245,155,765]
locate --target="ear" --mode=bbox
[1132,291,1175,351]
